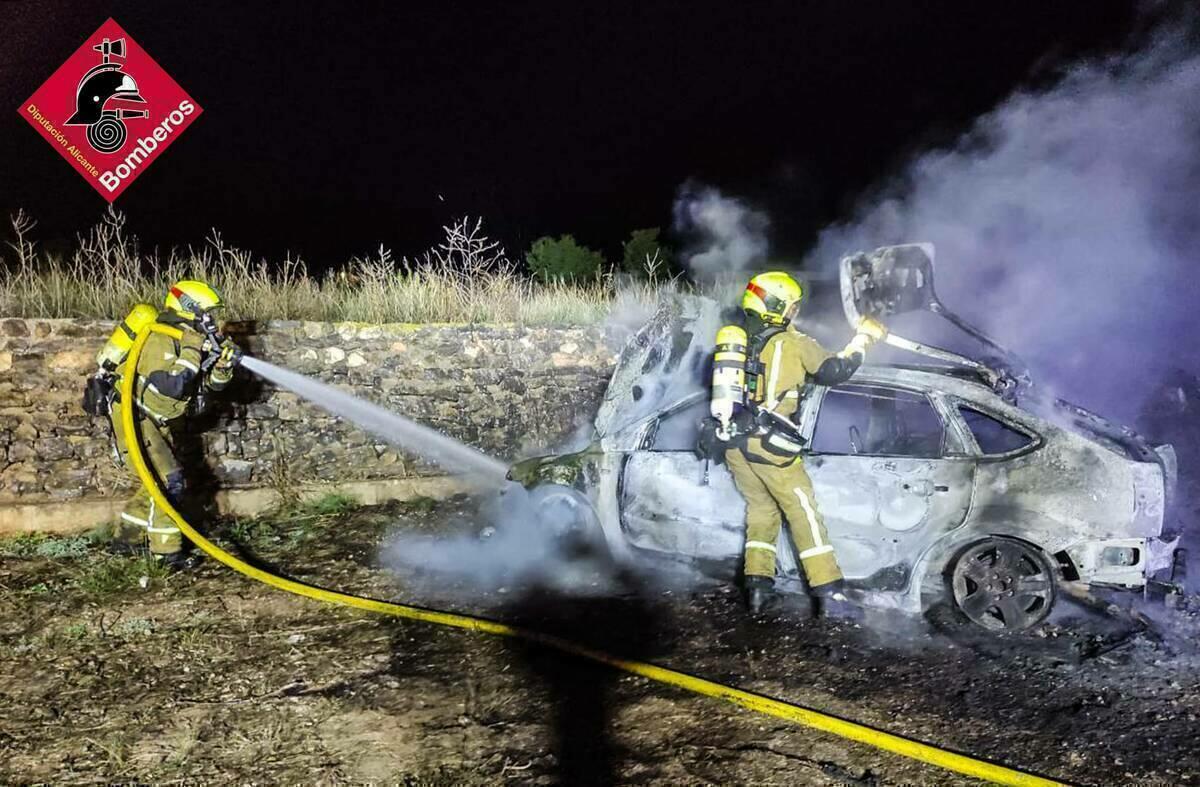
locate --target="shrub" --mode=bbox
[524,235,607,283]
[304,491,359,516]
[620,227,675,279]
[0,533,91,560]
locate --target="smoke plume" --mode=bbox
[806,26,1200,424]
[240,355,632,596]
[380,484,637,603]
[673,184,770,282]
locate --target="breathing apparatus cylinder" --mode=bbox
[85,303,159,417]
[711,324,749,439]
[96,303,158,371]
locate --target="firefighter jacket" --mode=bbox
[115,314,230,423]
[742,325,863,465]
[755,326,833,417]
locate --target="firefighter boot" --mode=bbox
[105,536,147,557]
[156,550,201,573]
[745,575,776,615]
[813,579,859,620]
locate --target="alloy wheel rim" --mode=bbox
[951,539,1054,631]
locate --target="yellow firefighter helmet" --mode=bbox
[741,271,803,326]
[165,280,224,319]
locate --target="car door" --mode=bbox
[617,398,746,563]
[803,383,975,586]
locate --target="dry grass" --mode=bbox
[0,209,670,324]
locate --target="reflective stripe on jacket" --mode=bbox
[757,327,832,418]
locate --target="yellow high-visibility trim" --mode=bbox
[766,338,783,403]
[793,485,824,549]
[118,324,1064,787]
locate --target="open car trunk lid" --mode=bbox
[839,244,1030,396]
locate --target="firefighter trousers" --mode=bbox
[110,400,185,556]
[725,446,842,588]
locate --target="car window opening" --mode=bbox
[812,385,945,459]
[649,399,710,451]
[957,404,1035,456]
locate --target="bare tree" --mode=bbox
[74,206,138,272]
[7,209,38,271]
[421,216,510,273]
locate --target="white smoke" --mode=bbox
[380,484,627,603]
[806,26,1200,423]
[239,355,628,597]
[673,184,770,281]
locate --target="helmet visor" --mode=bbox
[746,281,787,315]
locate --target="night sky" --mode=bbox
[2,1,1138,270]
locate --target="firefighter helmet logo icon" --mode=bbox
[19,18,203,202]
[65,37,149,154]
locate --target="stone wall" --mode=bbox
[0,318,616,527]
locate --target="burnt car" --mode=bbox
[510,248,1179,632]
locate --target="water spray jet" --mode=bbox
[238,355,509,486]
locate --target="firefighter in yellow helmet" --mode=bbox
[710,272,885,616]
[98,281,241,569]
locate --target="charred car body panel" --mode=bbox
[510,290,1176,623]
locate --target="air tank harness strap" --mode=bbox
[743,382,808,462]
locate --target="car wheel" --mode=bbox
[529,484,609,560]
[949,536,1057,632]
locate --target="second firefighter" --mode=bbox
[709,271,886,615]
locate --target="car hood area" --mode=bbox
[592,295,723,439]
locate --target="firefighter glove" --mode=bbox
[214,339,242,374]
[839,316,888,359]
[856,315,888,342]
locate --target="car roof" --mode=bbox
[622,363,1012,435]
[851,363,1000,398]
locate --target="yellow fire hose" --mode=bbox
[120,324,1065,787]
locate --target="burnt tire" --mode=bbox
[529,484,610,561]
[949,536,1057,632]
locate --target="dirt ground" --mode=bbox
[2,494,1198,786]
